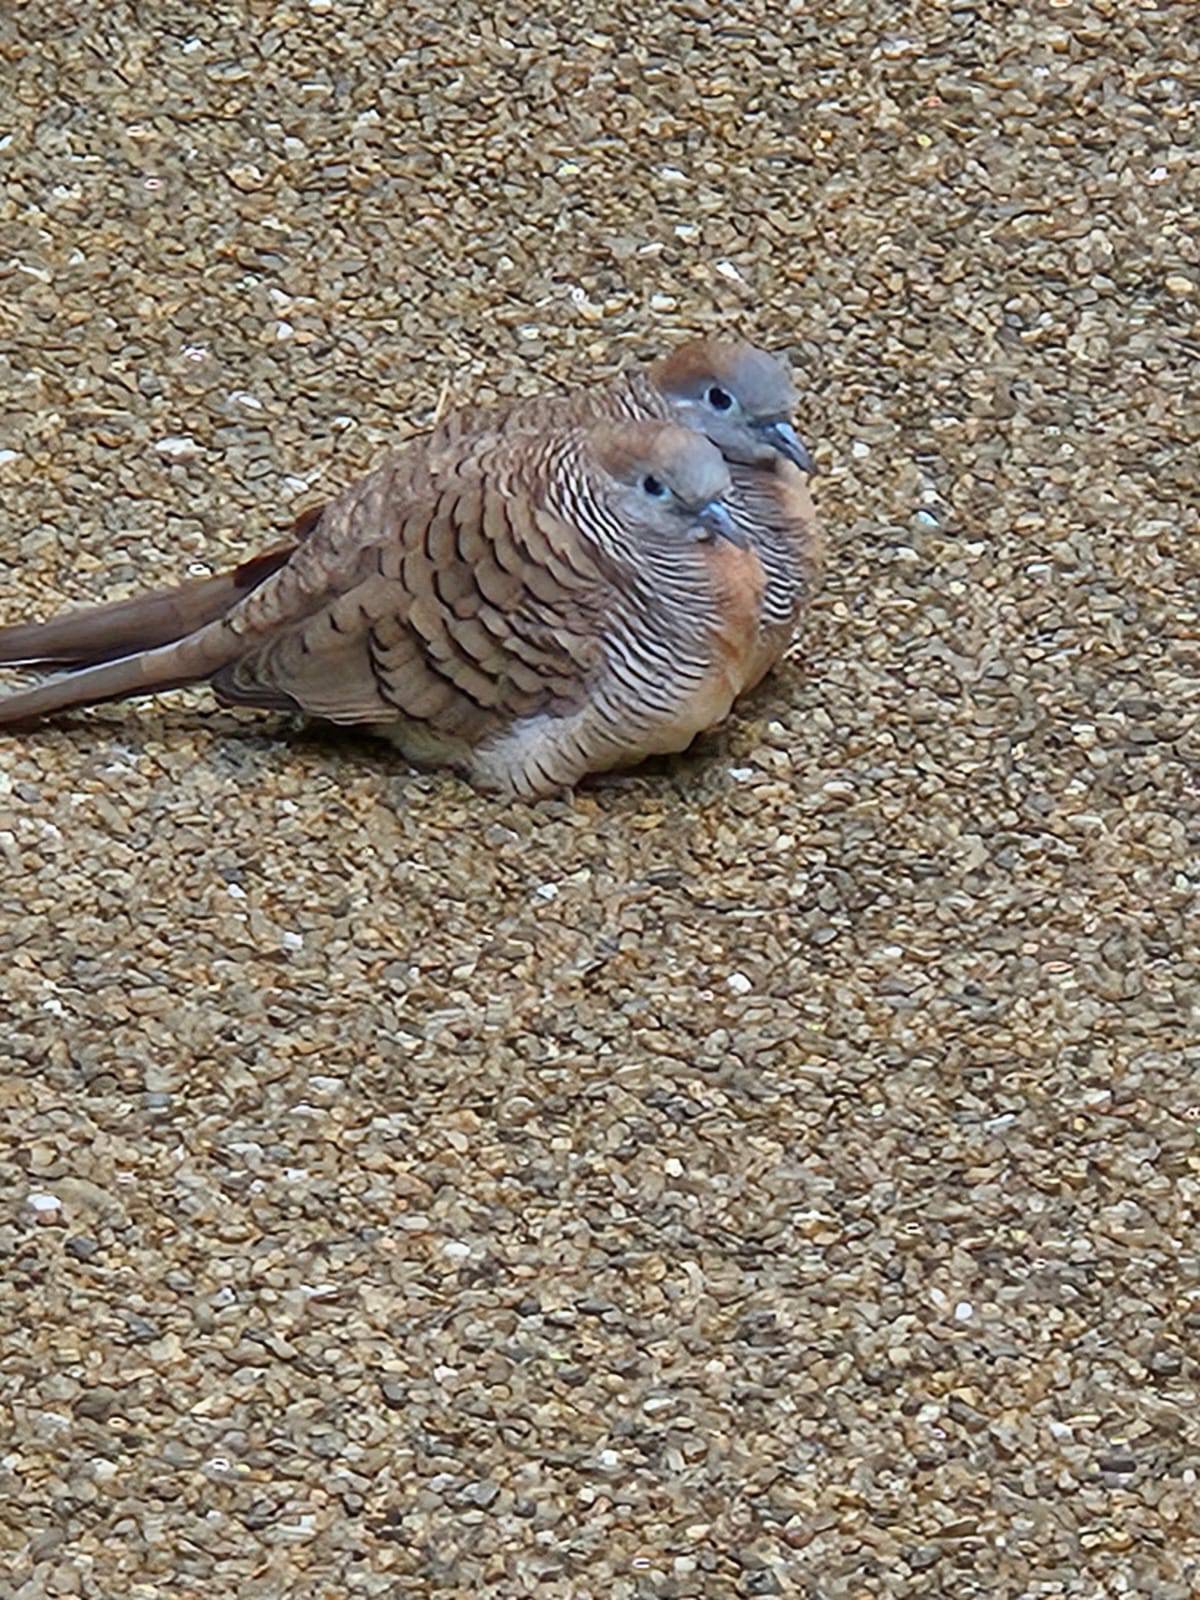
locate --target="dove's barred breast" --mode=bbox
[469,534,767,799]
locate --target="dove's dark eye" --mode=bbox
[642,474,666,497]
[707,386,733,411]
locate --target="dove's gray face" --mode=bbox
[651,339,815,474]
[587,421,743,548]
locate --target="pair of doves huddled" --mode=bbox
[0,339,820,798]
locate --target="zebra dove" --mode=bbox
[309,337,821,685]
[0,338,818,684]
[0,422,766,798]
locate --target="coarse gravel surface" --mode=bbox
[1,2,1198,1597]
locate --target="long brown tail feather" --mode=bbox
[0,542,296,669]
[0,615,249,729]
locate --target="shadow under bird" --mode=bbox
[0,338,820,797]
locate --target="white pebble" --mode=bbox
[27,1193,61,1214]
[726,972,752,995]
[277,1515,316,1541]
[954,1301,974,1321]
[154,435,201,460]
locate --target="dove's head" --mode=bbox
[584,421,743,548]
[649,338,815,473]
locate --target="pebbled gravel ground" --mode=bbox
[2,2,1198,1596]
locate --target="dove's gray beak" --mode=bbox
[692,499,748,548]
[760,419,816,474]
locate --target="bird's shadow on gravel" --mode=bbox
[1,690,763,808]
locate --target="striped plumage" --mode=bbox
[308,338,821,680]
[0,338,817,687]
[0,422,763,798]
